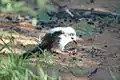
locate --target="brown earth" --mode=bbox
[0,0,120,80]
[1,25,120,80]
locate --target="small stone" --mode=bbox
[61,22,63,24]
[81,48,85,51]
[69,19,72,22]
[64,19,67,22]
[104,45,108,48]
[99,31,103,34]
[90,0,95,3]
[79,35,82,38]
[87,21,94,25]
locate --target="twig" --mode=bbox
[0,37,13,53]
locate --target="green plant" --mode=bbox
[0,30,62,80]
[69,67,88,77]
[0,53,37,80]
[58,66,88,77]
[95,15,120,27]
[35,0,57,21]
[0,0,57,20]
[0,30,18,53]
[36,0,57,12]
[73,20,95,37]
[0,53,62,80]
[0,0,37,16]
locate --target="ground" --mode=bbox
[1,25,120,80]
[0,0,120,80]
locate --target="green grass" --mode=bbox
[0,31,62,80]
[0,53,30,80]
[73,20,95,37]
[0,0,57,18]
[0,53,62,80]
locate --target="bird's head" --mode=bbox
[61,27,77,43]
[49,27,77,51]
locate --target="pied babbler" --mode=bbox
[22,27,77,59]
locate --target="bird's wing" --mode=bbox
[40,33,55,50]
[40,30,63,50]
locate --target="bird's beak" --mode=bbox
[73,40,77,45]
[71,37,77,45]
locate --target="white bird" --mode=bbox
[22,27,77,58]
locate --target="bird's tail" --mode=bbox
[21,44,43,59]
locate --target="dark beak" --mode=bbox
[73,40,77,45]
[71,37,77,45]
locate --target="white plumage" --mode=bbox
[47,27,77,51]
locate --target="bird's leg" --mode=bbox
[50,48,69,55]
[51,48,63,54]
[64,49,77,55]
[50,48,77,55]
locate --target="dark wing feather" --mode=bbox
[40,30,64,50]
[40,33,56,50]
[21,33,54,59]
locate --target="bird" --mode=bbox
[21,27,77,59]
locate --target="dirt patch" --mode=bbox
[0,0,120,79]
[0,24,120,80]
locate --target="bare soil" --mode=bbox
[0,0,120,80]
[1,26,120,80]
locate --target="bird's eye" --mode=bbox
[68,34,71,36]
[69,33,74,36]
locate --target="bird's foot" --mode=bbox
[51,48,77,56]
[64,49,77,55]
